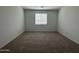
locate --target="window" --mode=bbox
[35,13,47,25]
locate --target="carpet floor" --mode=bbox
[1,32,79,53]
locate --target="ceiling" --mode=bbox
[22,6,62,10]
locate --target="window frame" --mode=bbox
[35,13,48,25]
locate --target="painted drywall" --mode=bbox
[0,6,24,48]
[24,10,58,31]
[58,6,79,44]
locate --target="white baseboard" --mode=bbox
[0,31,24,48]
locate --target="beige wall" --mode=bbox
[0,6,24,48]
[24,10,58,31]
[58,6,79,44]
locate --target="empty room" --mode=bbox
[0,6,79,53]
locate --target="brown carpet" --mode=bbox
[1,32,79,53]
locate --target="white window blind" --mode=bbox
[35,13,47,25]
